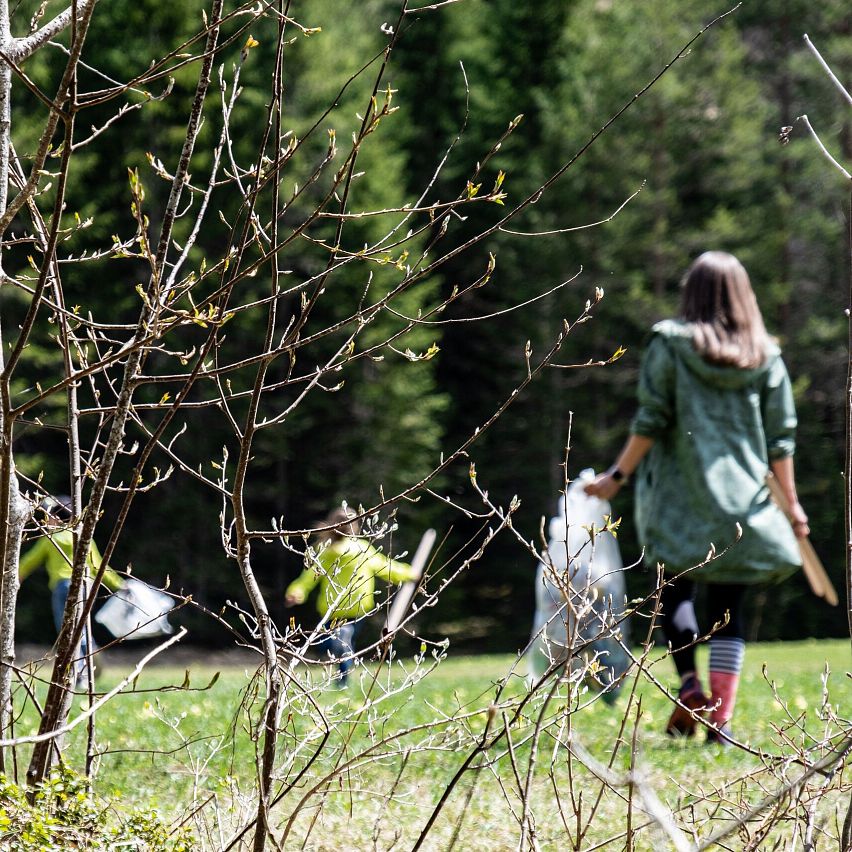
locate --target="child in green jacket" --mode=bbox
[285,507,417,685]
[19,497,123,684]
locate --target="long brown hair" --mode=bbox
[679,251,770,369]
[315,507,360,545]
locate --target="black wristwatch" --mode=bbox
[610,466,627,484]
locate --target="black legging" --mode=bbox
[660,577,746,676]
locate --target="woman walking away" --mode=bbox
[585,251,809,744]
[285,507,418,686]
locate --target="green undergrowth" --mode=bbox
[0,764,195,851]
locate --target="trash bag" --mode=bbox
[95,577,175,640]
[528,469,631,699]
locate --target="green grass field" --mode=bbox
[8,639,852,849]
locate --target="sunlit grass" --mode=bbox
[9,639,851,849]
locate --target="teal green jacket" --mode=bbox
[630,319,801,583]
[19,529,123,591]
[286,536,417,620]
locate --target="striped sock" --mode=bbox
[708,637,745,726]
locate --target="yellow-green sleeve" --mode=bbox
[365,545,417,585]
[286,566,321,601]
[18,537,49,582]
[87,539,123,591]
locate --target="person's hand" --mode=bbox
[583,471,623,501]
[789,502,810,539]
[285,592,303,607]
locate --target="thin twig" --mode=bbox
[0,629,187,747]
[803,35,852,108]
[796,115,852,181]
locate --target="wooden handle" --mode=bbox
[384,529,437,633]
[766,474,838,606]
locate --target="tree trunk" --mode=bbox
[0,469,26,774]
[27,0,223,786]
[0,0,27,773]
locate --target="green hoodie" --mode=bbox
[630,319,801,583]
[286,536,417,620]
[19,528,123,591]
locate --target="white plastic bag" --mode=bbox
[528,469,630,695]
[95,577,175,640]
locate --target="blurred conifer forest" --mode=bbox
[7,0,851,650]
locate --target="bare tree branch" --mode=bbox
[7,0,97,63]
[803,34,852,108]
[797,115,852,181]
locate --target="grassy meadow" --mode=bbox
[7,639,852,849]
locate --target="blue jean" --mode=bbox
[317,621,360,685]
[52,579,93,683]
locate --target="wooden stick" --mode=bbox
[766,474,838,606]
[385,529,436,632]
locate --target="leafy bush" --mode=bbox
[0,766,195,851]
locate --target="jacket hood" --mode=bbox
[651,319,780,390]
